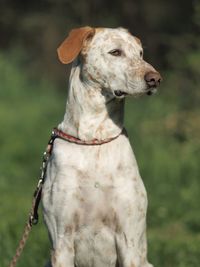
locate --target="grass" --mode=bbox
[0,52,200,267]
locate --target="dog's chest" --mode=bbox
[42,135,147,237]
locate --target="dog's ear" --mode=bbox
[57,26,95,64]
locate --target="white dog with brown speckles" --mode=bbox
[42,26,161,267]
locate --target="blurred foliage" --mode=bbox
[0,0,198,83]
[0,0,200,266]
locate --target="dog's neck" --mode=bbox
[58,63,125,141]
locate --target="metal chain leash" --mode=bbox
[8,130,57,267]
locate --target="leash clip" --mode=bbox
[29,214,38,226]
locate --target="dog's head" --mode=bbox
[57,26,162,98]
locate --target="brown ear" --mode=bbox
[57,26,95,64]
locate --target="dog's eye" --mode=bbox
[109,49,122,56]
[140,50,143,58]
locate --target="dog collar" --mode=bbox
[52,127,124,145]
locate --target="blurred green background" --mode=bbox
[0,0,200,266]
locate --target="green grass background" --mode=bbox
[1,52,200,267]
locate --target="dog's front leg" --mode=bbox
[50,237,75,267]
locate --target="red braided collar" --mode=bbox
[52,128,124,145]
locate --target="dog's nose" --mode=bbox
[144,71,162,88]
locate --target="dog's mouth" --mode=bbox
[146,88,157,96]
[114,90,128,98]
[114,88,157,97]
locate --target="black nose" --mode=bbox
[144,71,162,88]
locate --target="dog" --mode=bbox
[42,26,162,267]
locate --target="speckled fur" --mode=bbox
[42,27,159,267]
